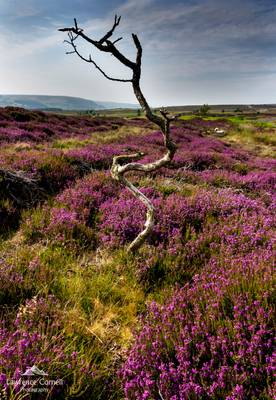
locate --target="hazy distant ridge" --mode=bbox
[0,95,139,111]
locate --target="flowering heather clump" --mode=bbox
[168,125,248,170]
[57,171,119,221]
[0,149,79,193]
[45,207,96,248]
[36,154,79,192]
[22,205,96,250]
[121,249,275,399]
[197,170,267,193]
[100,187,211,249]
[22,172,119,248]
[250,156,276,171]
[0,295,93,397]
[0,296,64,394]
[0,107,152,145]
[241,170,276,192]
[118,142,275,399]
[65,143,125,170]
[99,187,272,250]
[45,173,119,246]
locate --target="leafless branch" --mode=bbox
[64,34,132,82]
[112,37,123,45]
[98,14,121,44]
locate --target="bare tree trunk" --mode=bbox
[110,108,176,253]
[59,16,178,252]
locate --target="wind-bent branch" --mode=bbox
[59,16,177,253]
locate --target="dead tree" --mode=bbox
[59,16,177,253]
[0,169,45,208]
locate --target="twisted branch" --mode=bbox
[59,16,177,252]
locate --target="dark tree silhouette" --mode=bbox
[59,16,178,252]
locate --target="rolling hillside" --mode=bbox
[0,94,138,111]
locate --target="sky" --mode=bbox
[0,0,276,106]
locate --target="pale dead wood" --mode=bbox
[59,16,178,252]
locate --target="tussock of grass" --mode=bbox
[52,125,153,149]
[225,124,276,156]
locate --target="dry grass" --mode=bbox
[52,125,153,149]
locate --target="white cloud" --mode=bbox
[1,0,40,18]
[0,30,61,60]
[1,0,276,105]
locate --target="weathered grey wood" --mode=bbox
[59,16,177,252]
[0,169,44,207]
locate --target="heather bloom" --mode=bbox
[99,186,273,252]
[47,207,79,231]
[119,157,275,399]
[1,108,275,398]
[0,107,136,145]
[23,172,119,248]
[43,207,96,248]
[56,171,119,221]
[121,250,275,399]
[65,143,124,170]
[0,296,92,397]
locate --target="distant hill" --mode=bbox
[0,95,139,111]
[1,95,274,113]
[95,100,139,109]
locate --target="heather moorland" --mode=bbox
[0,106,275,399]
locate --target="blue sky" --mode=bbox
[1,0,276,105]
